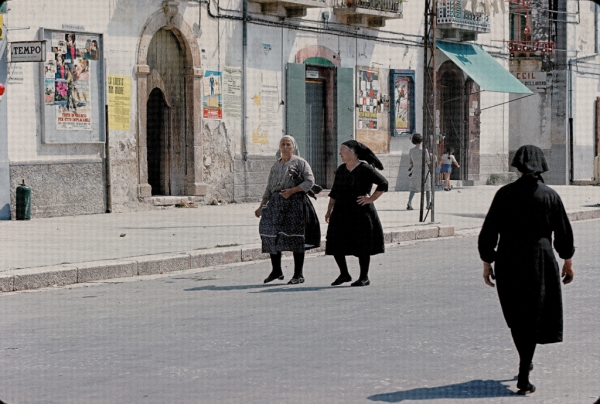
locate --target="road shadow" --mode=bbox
[368,379,517,402]
[184,283,351,293]
[448,213,487,219]
[184,284,282,292]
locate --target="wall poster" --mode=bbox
[223,66,242,119]
[40,29,104,143]
[203,70,222,119]
[357,68,380,130]
[390,70,415,137]
[107,75,131,131]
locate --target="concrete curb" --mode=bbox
[0,223,455,293]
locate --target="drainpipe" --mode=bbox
[242,0,248,163]
[568,53,596,183]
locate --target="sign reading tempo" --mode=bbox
[10,41,46,63]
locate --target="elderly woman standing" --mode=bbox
[255,135,319,285]
[407,133,431,210]
[326,140,388,287]
[478,145,575,395]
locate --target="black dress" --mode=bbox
[478,175,575,344]
[325,162,388,257]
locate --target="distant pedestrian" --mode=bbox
[326,140,388,287]
[478,145,575,395]
[255,135,320,285]
[407,133,430,210]
[439,147,459,191]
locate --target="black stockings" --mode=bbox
[269,252,305,278]
[511,328,537,388]
[334,254,370,280]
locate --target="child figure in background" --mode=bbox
[439,147,460,191]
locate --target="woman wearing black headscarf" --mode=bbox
[325,140,388,287]
[478,145,575,395]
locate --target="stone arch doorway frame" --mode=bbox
[135,2,206,198]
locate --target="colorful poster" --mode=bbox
[203,70,222,119]
[394,76,410,132]
[55,58,92,130]
[357,68,379,130]
[108,75,131,131]
[45,32,98,131]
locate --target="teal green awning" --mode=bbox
[303,57,335,67]
[436,40,532,94]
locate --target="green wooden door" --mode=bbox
[336,67,354,167]
[286,63,307,157]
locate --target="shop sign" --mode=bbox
[10,41,46,62]
[513,71,547,92]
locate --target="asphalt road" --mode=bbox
[1,220,599,404]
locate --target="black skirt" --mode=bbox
[259,193,320,254]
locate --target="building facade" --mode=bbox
[508,0,600,184]
[0,0,533,218]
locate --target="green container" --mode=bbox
[16,179,31,220]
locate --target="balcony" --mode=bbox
[437,0,490,41]
[333,0,403,28]
[250,0,326,18]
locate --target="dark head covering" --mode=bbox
[511,145,548,175]
[342,140,384,170]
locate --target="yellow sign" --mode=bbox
[107,75,131,131]
[0,15,4,40]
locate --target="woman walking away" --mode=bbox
[478,145,575,395]
[326,140,388,287]
[439,147,459,191]
[255,135,320,285]
[407,133,431,210]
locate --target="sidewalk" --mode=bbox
[1,185,598,292]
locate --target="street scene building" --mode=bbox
[0,0,598,218]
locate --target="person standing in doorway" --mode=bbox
[255,135,319,285]
[439,147,460,191]
[326,140,388,287]
[478,145,575,395]
[407,133,431,210]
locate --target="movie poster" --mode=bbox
[45,32,98,130]
[357,68,379,130]
[394,76,410,133]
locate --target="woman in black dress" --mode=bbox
[325,140,388,287]
[478,145,575,395]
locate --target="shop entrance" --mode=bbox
[305,80,327,187]
[440,68,465,181]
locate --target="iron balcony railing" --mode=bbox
[437,0,490,33]
[337,0,403,14]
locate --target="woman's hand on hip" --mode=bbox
[483,262,495,287]
[357,195,373,206]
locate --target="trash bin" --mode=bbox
[16,179,31,220]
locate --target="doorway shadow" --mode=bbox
[368,378,517,402]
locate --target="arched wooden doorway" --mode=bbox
[145,28,186,196]
[136,4,206,198]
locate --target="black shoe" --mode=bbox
[264,273,284,283]
[406,204,413,210]
[351,278,370,287]
[287,276,304,285]
[516,383,535,395]
[331,274,352,286]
